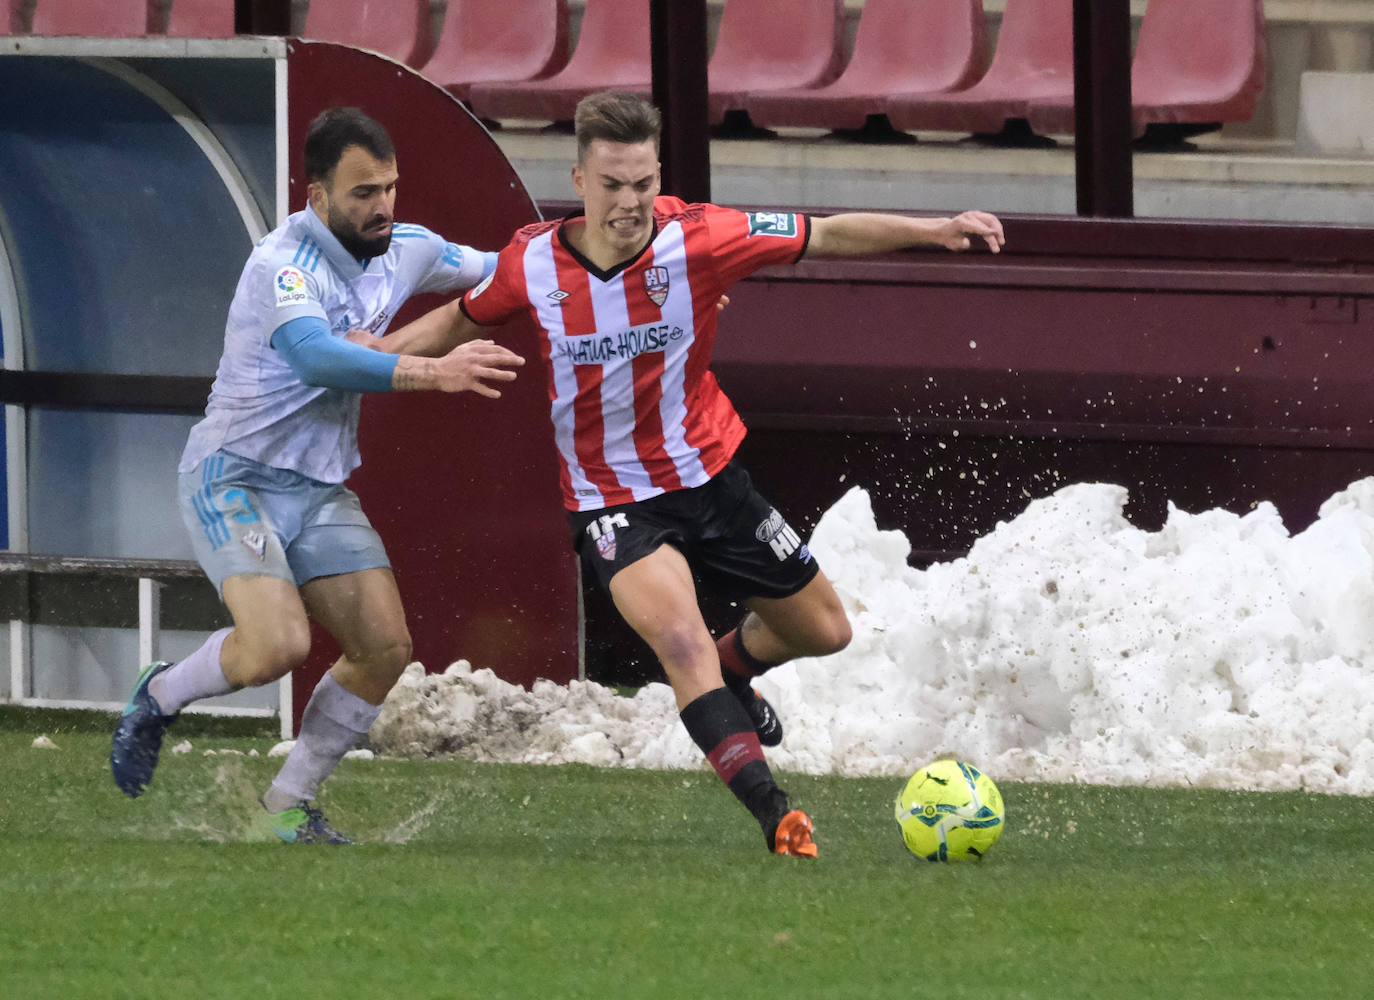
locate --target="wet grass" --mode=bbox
[2,726,1372,999]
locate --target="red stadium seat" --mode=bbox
[467,0,649,123]
[164,0,236,38]
[422,0,570,103]
[886,0,1073,141]
[1026,0,1267,142]
[742,0,986,134]
[22,0,151,36]
[302,0,433,67]
[706,0,845,126]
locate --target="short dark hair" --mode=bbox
[304,107,396,183]
[574,91,661,163]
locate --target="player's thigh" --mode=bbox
[221,572,312,680]
[608,547,718,703]
[299,566,410,664]
[743,569,851,656]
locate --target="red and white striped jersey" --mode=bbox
[462,196,810,512]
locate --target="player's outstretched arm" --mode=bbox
[360,299,486,357]
[392,339,524,397]
[806,211,1004,258]
[274,316,521,396]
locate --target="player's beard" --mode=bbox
[328,203,392,261]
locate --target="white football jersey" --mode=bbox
[180,208,494,483]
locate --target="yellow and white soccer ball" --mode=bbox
[894,759,1005,862]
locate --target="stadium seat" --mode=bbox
[706,0,845,127]
[21,0,151,36]
[886,0,1073,142]
[741,0,986,135]
[163,0,236,38]
[1026,0,1267,142]
[301,0,433,67]
[466,0,649,124]
[422,0,570,103]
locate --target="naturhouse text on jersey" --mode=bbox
[560,323,687,365]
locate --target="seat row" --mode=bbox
[455,0,1267,144]
[7,0,233,36]
[7,0,1268,144]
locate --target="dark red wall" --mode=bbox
[722,218,1374,554]
[287,42,578,728]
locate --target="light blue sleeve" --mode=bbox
[270,316,399,393]
[393,223,498,295]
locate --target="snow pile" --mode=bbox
[371,663,695,770]
[371,479,1374,794]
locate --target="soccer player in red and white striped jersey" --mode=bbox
[380,91,1004,857]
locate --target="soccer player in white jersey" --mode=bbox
[374,92,1005,856]
[110,108,524,843]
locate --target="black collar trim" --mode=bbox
[556,210,659,282]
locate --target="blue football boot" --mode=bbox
[110,661,178,798]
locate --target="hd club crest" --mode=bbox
[643,266,669,306]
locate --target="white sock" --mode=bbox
[266,673,382,807]
[148,628,235,714]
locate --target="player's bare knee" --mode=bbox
[649,622,713,673]
[803,611,852,658]
[235,625,311,686]
[377,631,413,677]
[822,613,852,656]
[351,629,412,681]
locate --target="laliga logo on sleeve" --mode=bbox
[274,266,308,307]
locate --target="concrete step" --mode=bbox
[491,125,1374,224]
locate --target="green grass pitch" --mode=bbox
[2,719,1372,999]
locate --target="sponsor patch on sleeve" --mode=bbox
[274,265,308,308]
[746,212,798,239]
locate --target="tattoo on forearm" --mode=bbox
[392,358,432,391]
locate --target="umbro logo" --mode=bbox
[547,289,570,303]
[718,743,749,768]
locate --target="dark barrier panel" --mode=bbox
[572,209,1374,684]
[723,215,1374,555]
[286,42,578,726]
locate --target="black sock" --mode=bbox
[679,687,784,831]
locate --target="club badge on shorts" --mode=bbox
[586,512,630,561]
[643,266,669,307]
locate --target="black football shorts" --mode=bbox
[567,461,821,603]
